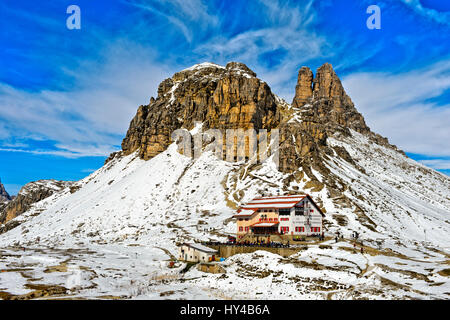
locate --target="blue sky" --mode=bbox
[1,0,449,194]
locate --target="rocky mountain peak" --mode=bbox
[292,63,370,135]
[121,61,279,160]
[120,61,403,176]
[225,61,257,77]
[0,178,11,202]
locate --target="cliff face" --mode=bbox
[279,63,371,174]
[120,61,403,177]
[0,180,72,225]
[121,62,280,161]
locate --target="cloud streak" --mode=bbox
[400,0,450,26]
[0,41,173,158]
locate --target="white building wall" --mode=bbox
[290,198,323,235]
[278,208,292,234]
[178,245,216,262]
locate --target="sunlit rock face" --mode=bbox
[121,62,280,161]
[120,61,403,182]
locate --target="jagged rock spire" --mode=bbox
[0,178,11,202]
[292,67,313,108]
[292,63,370,135]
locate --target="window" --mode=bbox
[245,227,249,232]
[279,208,290,216]
[239,226,243,232]
[269,218,273,222]
[318,227,320,232]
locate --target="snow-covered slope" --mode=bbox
[0,130,449,299]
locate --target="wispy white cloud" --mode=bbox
[0,145,114,159]
[123,0,218,43]
[343,59,450,157]
[419,159,450,170]
[0,41,174,158]
[400,0,450,25]
[1,0,448,164]
[194,0,326,101]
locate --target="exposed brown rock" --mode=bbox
[0,180,72,225]
[119,61,403,178]
[292,67,313,108]
[121,62,279,160]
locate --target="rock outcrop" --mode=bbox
[121,62,280,160]
[0,180,72,224]
[0,178,11,203]
[292,67,313,109]
[119,61,403,178]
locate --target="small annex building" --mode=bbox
[178,243,218,262]
[233,194,325,239]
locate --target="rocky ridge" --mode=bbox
[121,62,280,162]
[0,180,73,225]
[119,62,405,218]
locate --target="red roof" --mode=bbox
[240,194,307,210]
[234,194,325,217]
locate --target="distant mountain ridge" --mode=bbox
[0,178,11,202]
[0,179,73,226]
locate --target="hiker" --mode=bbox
[335,236,338,243]
[361,247,364,254]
